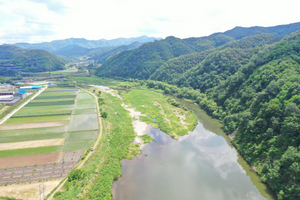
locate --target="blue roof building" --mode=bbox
[17,90,27,94]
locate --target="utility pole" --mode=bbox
[39,183,46,200]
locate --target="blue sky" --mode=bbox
[0,0,299,44]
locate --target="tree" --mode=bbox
[101,111,108,118]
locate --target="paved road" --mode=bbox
[0,86,47,125]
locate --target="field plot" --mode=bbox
[68,114,98,131]
[63,131,97,152]
[0,146,62,158]
[72,108,96,115]
[0,87,99,187]
[0,150,84,186]
[0,121,69,130]
[4,115,70,124]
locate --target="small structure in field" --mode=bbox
[14,90,27,99]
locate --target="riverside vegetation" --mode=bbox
[53,85,197,199]
[94,29,300,199]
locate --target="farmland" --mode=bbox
[0,86,99,186]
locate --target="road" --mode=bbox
[0,86,47,125]
[47,87,103,200]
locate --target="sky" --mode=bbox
[0,0,299,44]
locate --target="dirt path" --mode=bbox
[47,87,103,200]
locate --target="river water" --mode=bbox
[105,89,275,200]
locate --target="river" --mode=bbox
[97,86,275,200]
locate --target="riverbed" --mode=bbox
[111,98,275,200]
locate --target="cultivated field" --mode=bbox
[0,87,99,187]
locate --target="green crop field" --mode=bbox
[0,145,62,158]
[75,103,95,109]
[76,92,93,100]
[11,110,72,118]
[25,101,75,107]
[4,115,70,124]
[66,131,97,141]
[76,99,95,105]
[72,108,96,115]
[16,105,74,113]
[35,95,77,100]
[63,131,97,152]
[38,92,77,97]
[28,98,75,103]
[68,114,98,131]
[0,132,65,143]
[0,127,67,137]
[45,87,77,91]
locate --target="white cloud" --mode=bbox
[0,0,299,44]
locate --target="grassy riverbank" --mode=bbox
[54,90,136,199]
[122,88,198,139]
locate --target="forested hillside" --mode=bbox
[96,35,234,79]
[0,45,65,74]
[96,26,300,199]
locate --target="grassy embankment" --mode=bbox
[122,88,198,139]
[53,90,137,199]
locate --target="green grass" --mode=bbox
[140,134,154,144]
[0,126,67,137]
[0,145,62,158]
[72,109,96,115]
[68,114,98,131]
[4,115,70,124]
[122,88,198,139]
[0,132,65,143]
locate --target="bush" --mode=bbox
[101,111,108,118]
[68,169,85,181]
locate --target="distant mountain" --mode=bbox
[52,44,93,57]
[0,45,65,74]
[14,36,161,53]
[212,21,300,39]
[88,42,144,63]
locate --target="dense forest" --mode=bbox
[0,45,65,74]
[96,23,300,199]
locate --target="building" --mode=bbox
[13,90,27,99]
[0,92,14,96]
[0,97,21,106]
[20,86,42,90]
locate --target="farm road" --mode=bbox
[0,86,47,125]
[47,87,103,200]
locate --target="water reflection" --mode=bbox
[112,124,266,200]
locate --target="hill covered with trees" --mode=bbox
[0,45,65,74]
[96,23,300,199]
